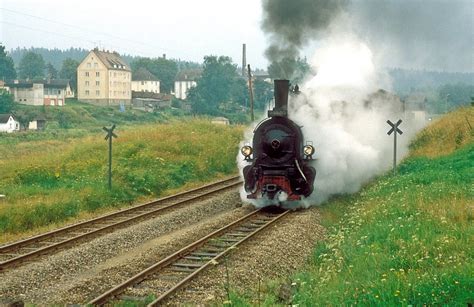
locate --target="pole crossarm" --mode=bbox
[103,124,118,190]
[386,119,403,135]
[103,124,118,140]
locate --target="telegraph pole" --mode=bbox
[247,64,254,121]
[387,119,403,175]
[103,125,117,190]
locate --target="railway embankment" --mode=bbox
[0,119,244,243]
[231,107,473,305]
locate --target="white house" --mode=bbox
[174,69,201,100]
[131,67,160,93]
[0,114,20,133]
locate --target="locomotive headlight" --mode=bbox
[304,144,315,157]
[241,145,253,157]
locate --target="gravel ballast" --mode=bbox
[0,190,247,304]
[167,206,325,305]
[0,190,325,305]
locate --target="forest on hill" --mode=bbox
[8,47,201,72]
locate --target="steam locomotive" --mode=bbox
[241,80,316,202]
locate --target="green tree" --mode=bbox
[253,79,273,110]
[188,56,246,115]
[0,89,15,113]
[131,57,178,93]
[59,58,79,91]
[0,44,16,80]
[46,62,58,79]
[18,51,45,79]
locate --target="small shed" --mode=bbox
[211,117,230,125]
[28,116,47,131]
[132,91,172,111]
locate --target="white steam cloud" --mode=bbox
[293,35,417,205]
[238,34,425,207]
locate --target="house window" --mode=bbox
[94,63,98,68]
[96,90,100,96]
[96,72,100,77]
[58,90,61,94]
[85,81,89,86]
[96,81,100,86]
[85,72,89,77]
[87,63,91,68]
[85,90,90,95]
[141,81,144,85]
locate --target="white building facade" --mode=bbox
[131,67,160,93]
[174,80,196,100]
[173,70,201,100]
[131,80,160,93]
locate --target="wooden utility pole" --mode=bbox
[103,124,118,190]
[247,64,254,121]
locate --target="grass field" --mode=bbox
[0,119,244,243]
[230,107,473,305]
[2,99,169,146]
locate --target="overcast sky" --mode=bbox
[1,0,472,72]
[0,0,269,68]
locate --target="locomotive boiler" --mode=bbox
[241,80,316,202]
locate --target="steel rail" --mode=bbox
[88,208,289,306]
[0,176,241,271]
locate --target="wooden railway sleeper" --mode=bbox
[172,263,203,268]
[190,252,219,257]
[183,256,212,261]
[220,238,241,243]
[170,266,197,273]
[226,232,247,237]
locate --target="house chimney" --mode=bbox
[242,44,246,77]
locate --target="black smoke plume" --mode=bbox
[261,0,347,78]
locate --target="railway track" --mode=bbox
[88,207,289,306]
[0,176,241,272]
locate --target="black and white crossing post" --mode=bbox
[387,119,403,175]
[103,125,118,190]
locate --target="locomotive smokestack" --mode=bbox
[268,79,289,117]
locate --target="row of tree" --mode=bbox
[2,44,194,95]
[0,44,80,88]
